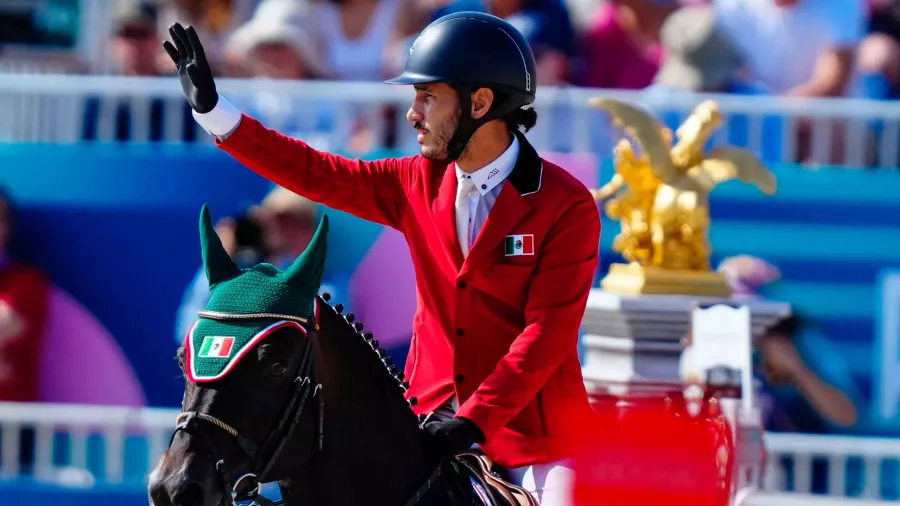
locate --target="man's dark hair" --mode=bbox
[491,89,538,133]
[503,107,538,133]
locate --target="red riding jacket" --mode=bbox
[199,99,601,468]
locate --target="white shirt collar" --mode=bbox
[455,135,519,196]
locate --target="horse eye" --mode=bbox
[268,363,287,377]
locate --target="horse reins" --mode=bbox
[169,310,324,506]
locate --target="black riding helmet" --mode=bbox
[385,11,537,161]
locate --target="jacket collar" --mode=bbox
[454,134,519,195]
[506,130,543,196]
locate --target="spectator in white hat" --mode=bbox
[645,5,782,162]
[224,0,338,145]
[252,186,347,308]
[111,0,164,77]
[253,186,320,268]
[157,0,256,75]
[651,5,764,94]
[226,0,330,79]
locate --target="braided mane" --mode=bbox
[318,292,426,424]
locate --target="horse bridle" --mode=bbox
[170,310,324,506]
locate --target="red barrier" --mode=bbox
[571,392,735,506]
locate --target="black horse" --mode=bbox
[148,206,530,506]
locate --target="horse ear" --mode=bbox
[285,214,328,294]
[199,204,239,287]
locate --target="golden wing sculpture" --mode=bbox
[588,97,779,297]
[590,173,624,201]
[688,147,778,195]
[588,98,677,183]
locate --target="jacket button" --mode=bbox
[456,328,464,336]
[457,281,466,289]
[455,374,465,382]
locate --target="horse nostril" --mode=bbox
[149,478,173,506]
[171,481,205,506]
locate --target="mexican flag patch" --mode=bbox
[504,234,534,256]
[198,336,235,358]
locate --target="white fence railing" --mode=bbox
[2,402,900,505]
[0,401,176,486]
[742,492,900,506]
[763,432,900,501]
[2,75,900,169]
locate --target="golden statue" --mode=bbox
[589,98,777,297]
[591,138,661,266]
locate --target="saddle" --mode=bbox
[450,450,539,506]
[405,450,539,506]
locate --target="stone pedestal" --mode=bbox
[581,289,791,497]
[580,289,792,394]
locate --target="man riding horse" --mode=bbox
[162,12,601,504]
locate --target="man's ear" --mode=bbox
[470,87,495,120]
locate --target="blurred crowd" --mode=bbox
[46,0,898,163]
[3,0,899,163]
[76,0,900,101]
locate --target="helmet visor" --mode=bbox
[384,71,446,85]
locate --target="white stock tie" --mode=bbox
[455,177,477,257]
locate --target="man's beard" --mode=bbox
[417,109,460,161]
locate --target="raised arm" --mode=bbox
[163,23,415,229]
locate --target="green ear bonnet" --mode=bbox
[184,204,328,382]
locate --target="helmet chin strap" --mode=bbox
[445,84,521,162]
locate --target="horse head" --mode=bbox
[149,205,429,506]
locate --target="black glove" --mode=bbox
[162,23,218,114]
[423,417,485,457]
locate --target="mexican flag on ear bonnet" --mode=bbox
[184,204,328,382]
